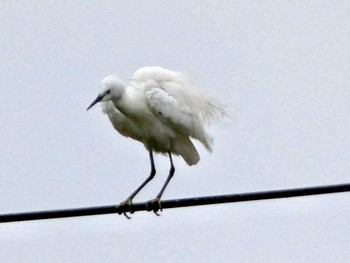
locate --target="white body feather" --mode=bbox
[100,66,224,165]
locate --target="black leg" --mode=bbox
[156,152,175,199]
[128,150,156,200]
[118,150,156,218]
[146,152,175,215]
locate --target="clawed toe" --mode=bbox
[117,197,164,218]
[146,197,162,216]
[117,198,134,219]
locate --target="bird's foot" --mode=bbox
[116,198,135,219]
[146,197,162,216]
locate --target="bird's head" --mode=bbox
[87,75,125,110]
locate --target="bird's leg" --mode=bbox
[156,152,175,200]
[146,152,175,215]
[117,150,156,218]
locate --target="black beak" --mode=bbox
[87,94,103,111]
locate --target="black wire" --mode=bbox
[1,183,350,223]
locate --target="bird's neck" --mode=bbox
[111,91,135,116]
[112,89,148,120]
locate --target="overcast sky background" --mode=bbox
[1,1,350,262]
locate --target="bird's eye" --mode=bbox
[106,90,111,94]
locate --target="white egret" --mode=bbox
[87,66,225,216]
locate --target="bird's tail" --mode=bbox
[201,134,213,153]
[173,136,200,166]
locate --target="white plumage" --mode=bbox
[87,66,225,215]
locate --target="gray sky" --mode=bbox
[1,1,350,262]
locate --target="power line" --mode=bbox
[1,182,350,223]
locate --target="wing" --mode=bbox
[132,66,187,85]
[131,66,226,125]
[145,84,213,152]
